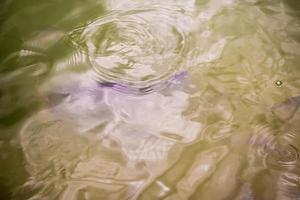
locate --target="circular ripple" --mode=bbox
[266,144,299,169]
[250,124,299,170]
[68,8,190,92]
[277,172,300,199]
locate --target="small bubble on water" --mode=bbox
[275,80,283,87]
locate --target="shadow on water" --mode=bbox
[0,177,11,200]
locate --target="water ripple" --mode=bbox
[250,124,300,170]
[0,49,51,81]
[68,8,193,93]
[277,172,300,199]
[265,144,299,169]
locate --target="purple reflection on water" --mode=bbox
[46,70,188,107]
[43,70,191,134]
[167,70,188,84]
[96,70,188,95]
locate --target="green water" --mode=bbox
[0,0,300,199]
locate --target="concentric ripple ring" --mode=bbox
[68,8,191,93]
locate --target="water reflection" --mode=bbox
[0,0,300,199]
[68,8,191,92]
[18,70,202,199]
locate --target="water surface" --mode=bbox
[0,0,300,199]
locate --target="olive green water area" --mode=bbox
[0,0,300,199]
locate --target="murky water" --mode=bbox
[0,0,300,199]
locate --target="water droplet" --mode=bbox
[275,80,283,87]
